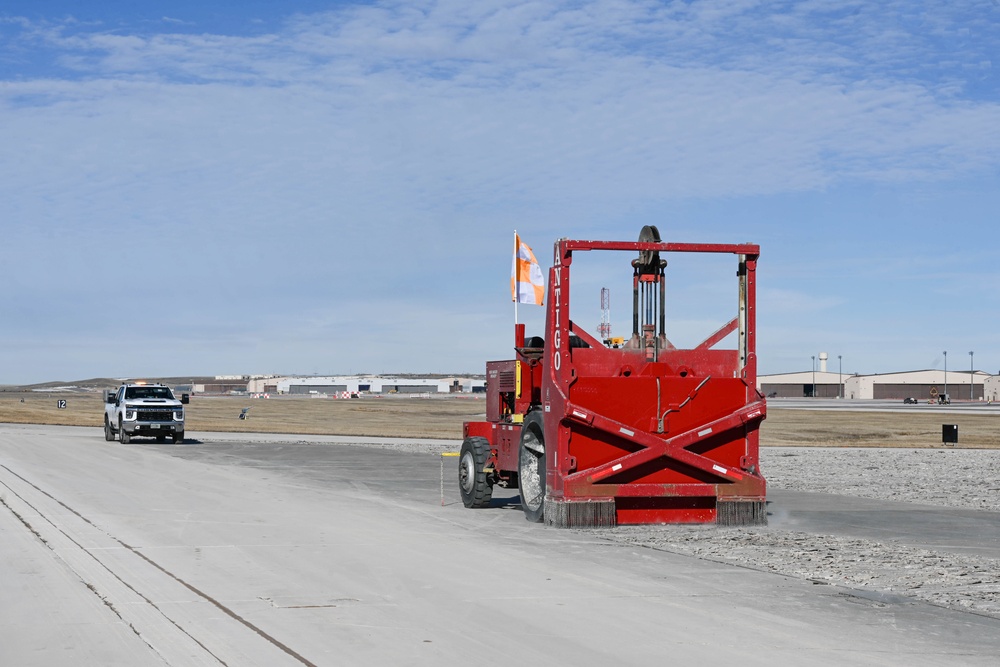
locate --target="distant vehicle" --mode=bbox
[767,391,778,398]
[903,397,918,404]
[104,383,185,444]
[937,394,951,405]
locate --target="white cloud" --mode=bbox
[1,1,999,382]
[6,2,997,206]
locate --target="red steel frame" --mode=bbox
[464,237,766,525]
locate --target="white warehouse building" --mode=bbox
[251,375,485,395]
[759,369,992,401]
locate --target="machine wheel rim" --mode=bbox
[459,451,476,494]
[519,427,544,513]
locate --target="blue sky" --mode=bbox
[1,1,998,384]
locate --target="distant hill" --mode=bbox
[0,377,220,392]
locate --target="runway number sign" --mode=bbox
[56,400,67,409]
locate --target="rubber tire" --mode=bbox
[104,417,115,441]
[119,418,130,444]
[172,432,184,444]
[458,437,493,508]
[518,410,546,523]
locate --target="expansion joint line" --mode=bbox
[0,468,201,664]
[0,464,317,667]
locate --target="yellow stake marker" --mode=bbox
[441,451,459,506]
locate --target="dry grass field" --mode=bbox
[2,391,999,447]
[761,408,1000,449]
[0,392,485,440]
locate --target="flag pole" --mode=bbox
[513,230,519,326]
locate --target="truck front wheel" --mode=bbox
[458,437,493,508]
[104,417,115,441]
[119,418,130,444]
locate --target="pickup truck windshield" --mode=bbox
[124,387,174,400]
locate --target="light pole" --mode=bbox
[811,355,816,398]
[838,355,842,399]
[970,351,975,401]
[943,351,947,401]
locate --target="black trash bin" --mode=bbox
[942,424,958,445]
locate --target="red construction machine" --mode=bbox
[459,226,767,527]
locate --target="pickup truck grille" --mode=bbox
[137,409,175,421]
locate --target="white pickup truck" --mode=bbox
[104,383,185,444]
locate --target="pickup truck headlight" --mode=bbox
[124,406,137,420]
[173,409,184,421]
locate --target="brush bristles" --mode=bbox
[545,498,617,528]
[716,500,768,526]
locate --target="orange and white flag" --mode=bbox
[511,233,544,305]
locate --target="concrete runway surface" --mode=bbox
[771,397,1000,414]
[2,424,999,666]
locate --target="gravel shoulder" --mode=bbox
[765,446,1000,512]
[594,446,1000,619]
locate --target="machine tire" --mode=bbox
[104,417,115,441]
[119,418,130,444]
[458,437,493,508]
[518,410,546,523]
[172,432,184,444]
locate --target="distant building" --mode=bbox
[193,379,249,394]
[759,369,991,401]
[759,371,844,398]
[985,376,1000,403]
[247,375,486,395]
